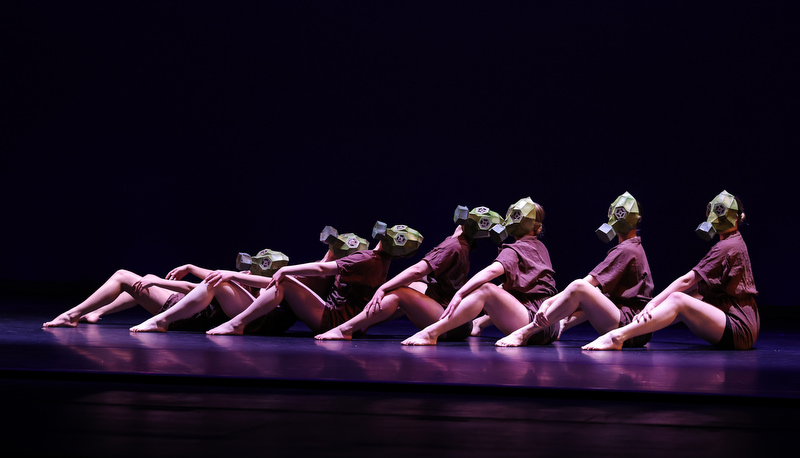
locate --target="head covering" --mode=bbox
[235,249,289,276]
[454,205,504,240]
[372,221,423,257]
[596,191,641,243]
[501,197,544,238]
[320,226,369,258]
[696,190,740,241]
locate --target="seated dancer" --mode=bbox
[42,263,231,330]
[583,190,758,351]
[42,247,311,332]
[402,197,558,346]
[315,205,503,341]
[130,223,423,335]
[496,192,654,347]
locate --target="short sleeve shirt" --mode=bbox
[691,231,759,349]
[589,236,654,311]
[693,231,758,302]
[421,235,471,305]
[494,235,557,300]
[326,250,392,310]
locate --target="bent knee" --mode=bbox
[566,279,595,295]
[387,287,414,301]
[473,282,501,298]
[113,269,141,282]
[663,292,695,311]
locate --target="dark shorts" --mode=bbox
[712,315,735,350]
[708,297,759,350]
[318,298,366,333]
[517,295,558,346]
[440,321,471,342]
[243,302,299,336]
[619,305,653,348]
[161,293,227,332]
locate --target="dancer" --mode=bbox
[315,206,502,341]
[42,263,229,330]
[130,223,422,335]
[496,192,654,347]
[402,197,558,346]
[583,190,758,351]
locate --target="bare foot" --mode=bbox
[555,319,566,340]
[206,321,244,336]
[79,313,102,324]
[581,331,624,351]
[495,331,527,347]
[129,317,167,333]
[314,327,352,341]
[401,330,437,346]
[43,314,79,328]
[470,319,482,337]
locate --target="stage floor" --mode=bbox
[3,299,799,457]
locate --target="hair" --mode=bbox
[635,201,642,236]
[734,195,747,227]
[532,202,545,238]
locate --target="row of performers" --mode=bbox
[43,191,758,351]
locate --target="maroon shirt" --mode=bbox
[494,234,558,345]
[692,231,759,348]
[421,235,471,305]
[494,234,557,303]
[326,250,392,311]
[589,236,654,311]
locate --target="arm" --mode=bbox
[269,261,339,287]
[534,274,599,325]
[134,277,198,295]
[380,260,432,295]
[365,260,433,314]
[166,264,214,281]
[205,261,340,289]
[637,270,699,317]
[441,261,505,319]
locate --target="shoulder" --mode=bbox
[336,250,378,266]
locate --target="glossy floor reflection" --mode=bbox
[3,299,800,457]
[5,302,798,398]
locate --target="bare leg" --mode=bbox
[315,293,403,340]
[470,315,493,336]
[582,292,727,350]
[207,276,326,335]
[497,279,619,347]
[81,274,170,323]
[558,310,588,337]
[131,280,254,333]
[80,294,137,323]
[44,270,171,328]
[402,284,529,346]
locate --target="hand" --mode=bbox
[533,298,552,326]
[166,265,191,281]
[364,289,386,317]
[266,268,286,289]
[440,294,463,320]
[133,279,155,295]
[533,309,550,327]
[633,303,656,324]
[204,270,234,287]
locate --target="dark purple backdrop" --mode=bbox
[3,2,796,306]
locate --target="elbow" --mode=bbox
[679,271,698,289]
